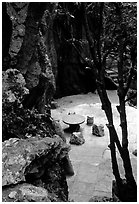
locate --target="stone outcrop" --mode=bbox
[2,136,70,201]
[2,68,29,103]
[2,136,69,186]
[70,132,85,145]
[3,183,51,202]
[2,68,72,201]
[7,3,28,59]
[4,3,56,113]
[92,124,104,137]
[2,68,54,141]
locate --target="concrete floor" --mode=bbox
[51,92,137,202]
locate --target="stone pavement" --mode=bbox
[65,124,113,202]
[65,124,137,202]
[51,94,137,202]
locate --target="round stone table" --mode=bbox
[62,114,85,132]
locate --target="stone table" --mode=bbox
[62,113,85,132]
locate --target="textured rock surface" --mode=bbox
[41,5,58,79]
[2,136,69,187]
[4,3,56,113]
[69,132,85,145]
[3,183,51,202]
[2,68,29,101]
[52,120,66,143]
[92,124,105,137]
[2,68,56,141]
[2,136,70,201]
[7,3,28,58]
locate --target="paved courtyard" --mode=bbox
[51,91,137,202]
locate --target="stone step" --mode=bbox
[106,69,118,84]
[106,70,118,74]
[111,74,117,77]
[106,72,118,77]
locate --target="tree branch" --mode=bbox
[124,61,136,97]
[81,2,98,67]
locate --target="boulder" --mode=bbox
[2,136,70,201]
[2,68,55,141]
[69,132,85,145]
[2,136,70,187]
[3,183,51,202]
[52,120,66,143]
[2,68,29,100]
[92,124,104,137]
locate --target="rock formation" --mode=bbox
[70,132,85,145]
[92,124,105,137]
[2,136,70,202]
[3,2,117,99]
[2,68,70,201]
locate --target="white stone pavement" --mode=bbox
[51,92,137,202]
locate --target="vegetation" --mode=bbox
[81,2,137,201]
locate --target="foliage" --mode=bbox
[81,2,137,82]
[2,69,56,141]
[2,104,55,141]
